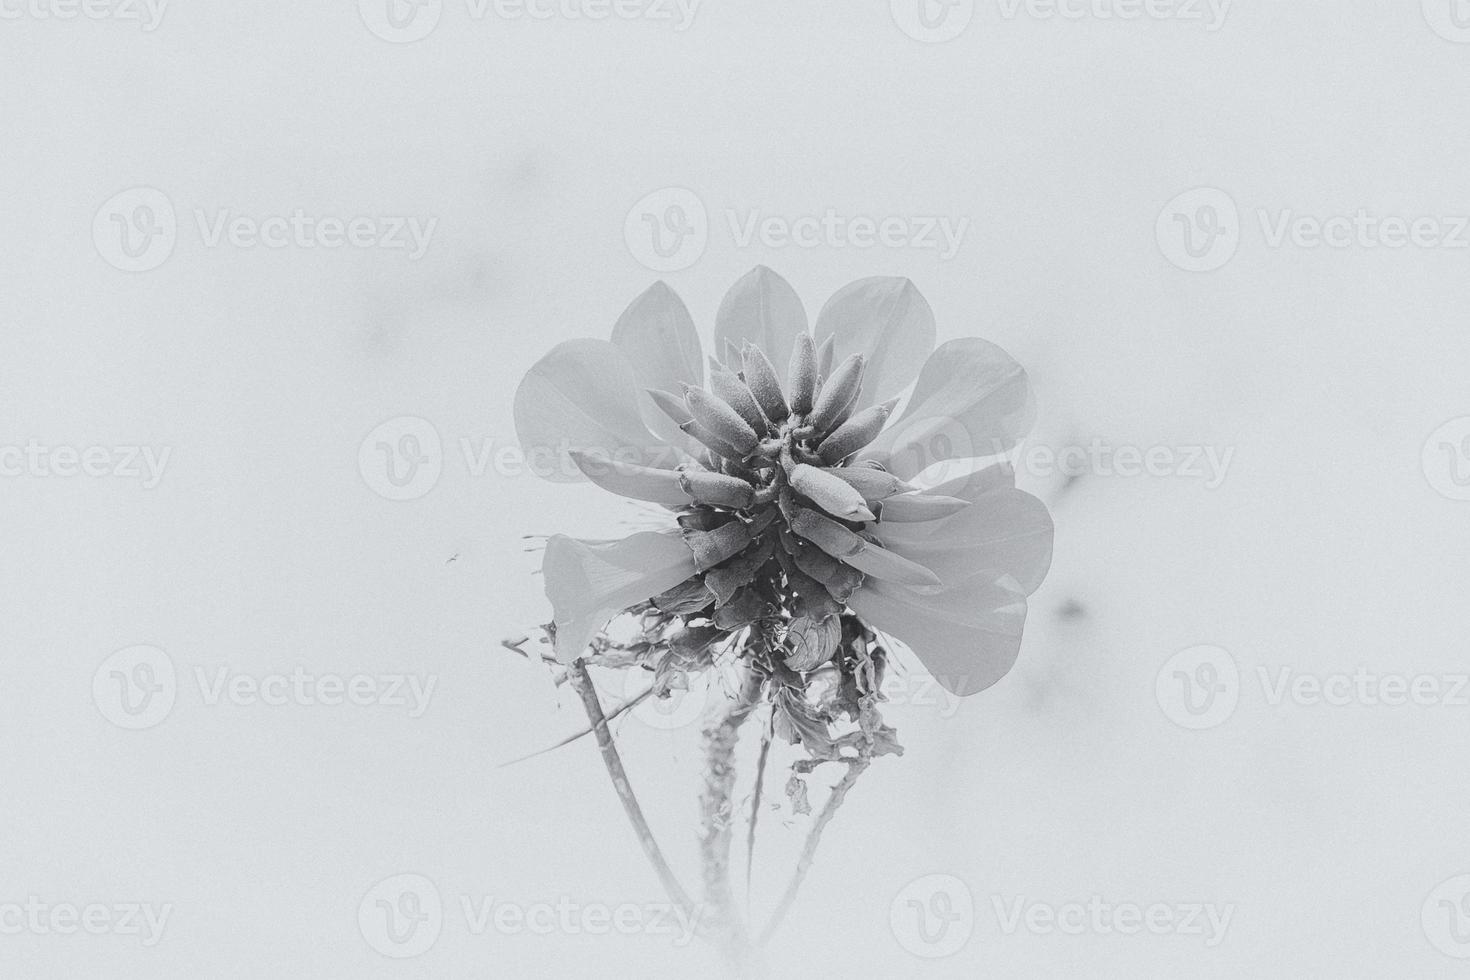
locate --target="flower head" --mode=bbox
[515,267,1052,699]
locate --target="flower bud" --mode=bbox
[805,353,864,433]
[684,385,759,454]
[788,463,876,522]
[740,344,790,424]
[816,398,897,464]
[678,469,756,509]
[787,333,817,416]
[708,365,769,434]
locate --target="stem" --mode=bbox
[698,667,765,956]
[565,659,695,915]
[757,757,870,946]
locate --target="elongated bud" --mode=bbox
[708,366,769,434]
[787,333,817,416]
[569,451,687,505]
[820,466,912,503]
[815,334,836,380]
[684,385,759,454]
[784,615,841,672]
[806,353,864,433]
[817,398,897,463]
[741,344,789,423]
[876,492,970,523]
[680,419,743,462]
[681,520,753,571]
[647,388,693,425]
[788,463,875,522]
[679,469,756,509]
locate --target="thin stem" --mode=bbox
[565,658,695,915]
[757,757,870,946]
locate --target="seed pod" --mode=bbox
[815,334,836,380]
[740,344,789,424]
[681,520,753,571]
[646,388,693,426]
[684,385,759,454]
[788,463,876,522]
[708,365,769,434]
[875,492,970,523]
[569,451,687,505]
[819,465,912,503]
[806,353,865,433]
[680,419,744,462]
[784,615,841,672]
[816,398,897,464]
[787,333,818,416]
[679,469,756,509]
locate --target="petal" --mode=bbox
[848,573,1030,696]
[713,266,809,372]
[859,338,1036,481]
[542,530,699,663]
[611,282,706,449]
[513,339,679,483]
[872,487,1054,595]
[813,277,935,412]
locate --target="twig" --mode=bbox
[757,756,871,946]
[565,659,695,915]
[496,686,654,768]
[744,714,773,913]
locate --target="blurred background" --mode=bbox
[3,0,1470,975]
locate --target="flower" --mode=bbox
[514,267,1053,696]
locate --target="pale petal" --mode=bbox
[872,487,1053,595]
[611,282,706,449]
[713,266,808,372]
[513,339,679,483]
[813,277,935,411]
[848,573,1029,696]
[859,338,1035,481]
[543,530,698,663]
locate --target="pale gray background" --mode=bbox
[3,0,1470,976]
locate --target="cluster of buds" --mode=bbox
[571,334,968,674]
